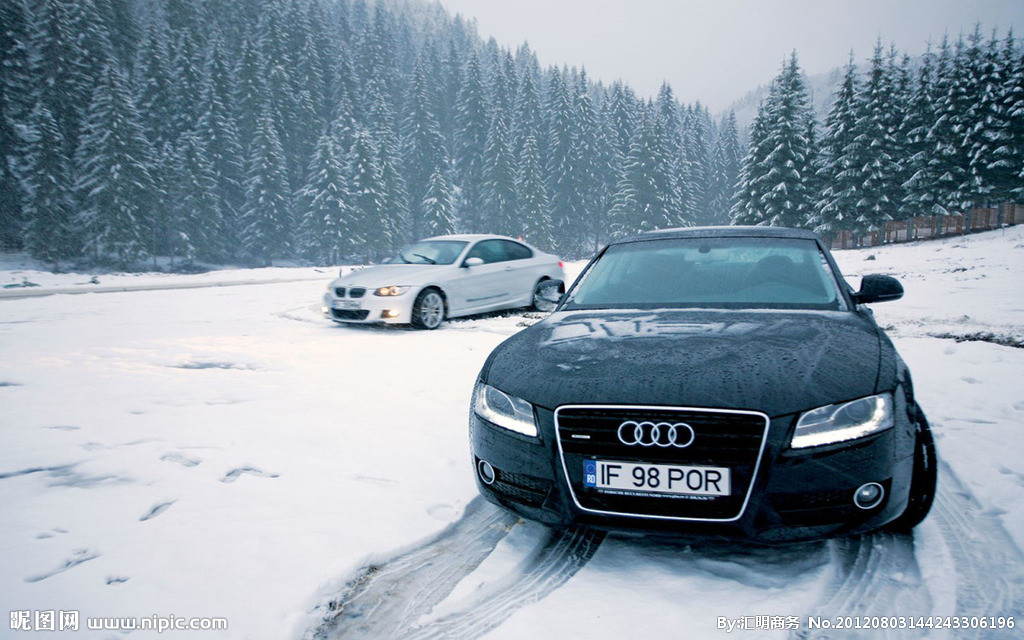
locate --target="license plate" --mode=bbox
[583,460,730,496]
[332,299,359,310]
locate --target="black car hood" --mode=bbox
[483,309,886,417]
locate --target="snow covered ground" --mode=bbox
[1,227,1022,639]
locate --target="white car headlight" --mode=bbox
[473,382,538,437]
[790,393,894,449]
[374,285,410,296]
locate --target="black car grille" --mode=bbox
[349,287,367,298]
[331,309,370,321]
[556,406,769,521]
[334,287,346,297]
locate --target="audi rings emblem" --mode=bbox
[617,421,695,448]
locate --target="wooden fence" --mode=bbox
[832,203,1023,249]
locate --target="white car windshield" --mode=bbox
[566,237,847,311]
[390,240,468,265]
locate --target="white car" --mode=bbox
[322,235,565,329]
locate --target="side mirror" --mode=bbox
[463,257,484,268]
[852,274,903,305]
[534,279,565,312]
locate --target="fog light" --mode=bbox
[321,306,329,314]
[853,482,884,509]
[477,460,496,485]
[383,309,400,318]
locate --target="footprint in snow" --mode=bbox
[427,503,459,520]
[139,501,176,521]
[106,576,129,585]
[160,452,201,468]
[25,549,100,583]
[221,467,279,483]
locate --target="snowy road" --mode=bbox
[1,228,1022,639]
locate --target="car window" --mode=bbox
[466,240,508,264]
[502,240,533,261]
[566,237,846,311]
[391,240,467,265]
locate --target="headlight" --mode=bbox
[790,393,894,448]
[473,382,538,437]
[374,286,410,296]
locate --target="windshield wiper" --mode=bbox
[413,253,436,264]
[396,253,412,264]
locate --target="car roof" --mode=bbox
[616,226,821,244]
[420,233,530,244]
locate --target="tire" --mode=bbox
[411,288,445,330]
[530,277,551,311]
[887,407,937,532]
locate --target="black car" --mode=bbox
[468,226,937,541]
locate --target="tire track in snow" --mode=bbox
[793,532,929,640]
[794,463,1024,639]
[307,498,604,640]
[931,462,1024,639]
[308,498,518,640]
[405,526,605,640]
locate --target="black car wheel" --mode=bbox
[530,278,551,311]
[412,288,445,330]
[887,408,937,532]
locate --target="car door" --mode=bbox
[457,240,515,312]
[497,240,543,306]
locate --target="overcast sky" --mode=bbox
[435,0,1023,112]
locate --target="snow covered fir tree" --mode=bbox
[1,1,1022,269]
[736,33,1024,245]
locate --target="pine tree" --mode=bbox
[927,37,969,215]
[516,134,552,250]
[611,103,680,235]
[30,0,84,157]
[733,54,816,228]
[19,102,77,267]
[134,18,177,150]
[481,106,517,235]
[545,68,585,253]
[402,55,448,241]
[813,56,866,236]
[852,42,902,234]
[241,110,292,266]
[968,30,1009,206]
[348,129,387,259]
[296,130,353,264]
[573,70,605,250]
[684,104,714,224]
[196,34,245,257]
[421,166,455,237]
[170,130,221,262]
[454,52,489,232]
[958,27,993,209]
[367,83,408,248]
[75,63,159,268]
[707,112,741,225]
[731,101,771,225]
[990,31,1024,203]
[0,0,33,249]
[900,48,943,221]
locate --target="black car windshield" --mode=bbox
[389,240,468,265]
[565,236,847,311]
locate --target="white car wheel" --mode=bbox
[412,289,444,329]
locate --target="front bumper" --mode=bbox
[321,290,416,325]
[469,404,915,542]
